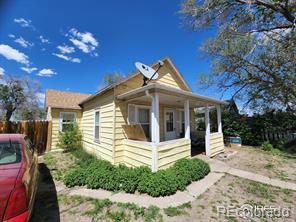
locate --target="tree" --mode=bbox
[181,0,296,112]
[103,72,125,85]
[0,76,41,121]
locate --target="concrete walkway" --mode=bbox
[55,155,296,209]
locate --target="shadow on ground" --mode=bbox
[30,163,60,222]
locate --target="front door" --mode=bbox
[164,109,176,141]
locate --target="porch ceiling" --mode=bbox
[116,83,228,107]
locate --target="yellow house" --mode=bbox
[45,57,227,171]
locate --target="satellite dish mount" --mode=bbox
[135,61,164,87]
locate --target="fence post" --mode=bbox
[46,121,52,152]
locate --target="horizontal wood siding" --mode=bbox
[81,91,115,163]
[210,133,225,157]
[157,138,191,170]
[50,108,82,150]
[113,61,191,166]
[122,139,152,168]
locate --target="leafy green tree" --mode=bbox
[181,0,296,111]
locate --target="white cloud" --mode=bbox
[8,34,15,38]
[67,28,98,55]
[37,68,57,77]
[57,45,75,54]
[21,67,37,73]
[0,67,5,75]
[14,18,34,29]
[53,53,81,63]
[71,58,81,63]
[0,44,29,65]
[14,37,34,48]
[39,35,50,44]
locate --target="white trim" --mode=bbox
[205,104,211,157]
[59,112,76,132]
[151,93,160,144]
[184,100,190,139]
[216,105,222,133]
[93,108,101,143]
[128,104,151,139]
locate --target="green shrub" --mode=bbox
[138,170,179,197]
[57,124,82,151]
[63,150,211,197]
[63,168,86,187]
[261,142,273,151]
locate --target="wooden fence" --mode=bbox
[0,121,52,155]
[260,129,296,143]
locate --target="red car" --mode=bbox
[0,134,39,222]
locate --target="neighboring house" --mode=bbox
[45,57,227,171]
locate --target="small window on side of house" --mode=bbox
[94,110,100,142]
[60,112,76,132]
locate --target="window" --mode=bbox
[60,112,76,132]
[0,141,21,165]
[210,107,218,133]
[94,110,100,142]
[138,108,150,139]
[128,104,151,140]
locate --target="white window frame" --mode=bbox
[93,108,101,143]
[59,112,76,132]
[128,104,151,138]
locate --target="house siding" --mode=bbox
[113,63,192,166]
[50,108,82,150]
[81,90,115,163]
[157,138,191,170]
[209,133,225,157]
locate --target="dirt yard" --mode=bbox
[30,150,296,222]
[215,146,296,183]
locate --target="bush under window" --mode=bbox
[63,155,210,197]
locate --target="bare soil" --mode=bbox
[215,146,296,183]
[30,149,296,222]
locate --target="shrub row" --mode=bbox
[63,157,210,197]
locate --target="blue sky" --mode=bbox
[0,0,225,106]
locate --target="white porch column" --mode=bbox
[184,100,190,139]
[205,104,211,156]
[216,105,222,133]
[151,93,160,144]
[151,93,159,172]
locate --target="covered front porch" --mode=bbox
[117,83,227,171]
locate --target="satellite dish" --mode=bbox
[135,60,164,86]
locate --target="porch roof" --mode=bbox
[116,83,228,107]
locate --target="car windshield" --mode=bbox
[0,141,22,165]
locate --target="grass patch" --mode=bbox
[264,162,274,169]
[246,182,275,201]
[117,202,145,219]
[58,194,85,206]
[143,206,160,222]
[107,209,129,222]
[84,199,112,217]
[164,202,191,217]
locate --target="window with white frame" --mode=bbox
[94,109,100,141]
[128,104,150,140]
[60,112,76,132]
